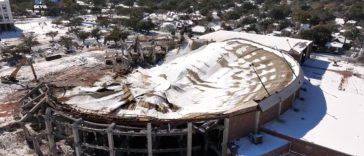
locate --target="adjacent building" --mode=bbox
[0,0,13,31]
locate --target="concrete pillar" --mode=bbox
[147,123,152,156]
[254,111,261,134]
[45,108,57,156]
[221,118,230,156]
[72,119,83,156]
[292,92,296,103]
[278,97,283,116]
[187,122,192,156]
[107,123,115,156]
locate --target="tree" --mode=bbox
[137,20,155,33]
[222,10,241,21]
[91,28,102,43]
[96,17,110,28]
[68,17,84,28]
[20,33,39,54]
[292,9,310,23]
[269,5,291,20]
[259,19,274,34]
[59,36,74,50]
[124,0,134,8]
[91,0,106,7]
[343,27,361,48]
[45,31,59,41]
[76,31,90,44]
[345,4,364,21]
[104,28,129,44]
[300,25,332,47]
[59,0,81,18]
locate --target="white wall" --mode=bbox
[0,0,14,24]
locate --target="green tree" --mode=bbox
[20,33,39,54]
[292,9,310,23]
[59,36,74,50]
[68,17,84,28]
[45,31,59,41]
[300,25,332,47]
[76,31,90,44]
[91,28,102,43]
[137,20,155,33]
[96,17,110,28]
[269,5,291,20]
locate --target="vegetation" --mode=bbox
[300,24,333,47]
[59,36,74,50]
[91,28,102,44]
[45,31,59,42]
[19,33,40,54]
[76,31,90,44]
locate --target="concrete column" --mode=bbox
[254,111,261,134]
[147,123,152,156]
[278,97,283,116]
[221,118,229,156]
[45,108,57,156]
[107,123,115,156]
[292,92,296,103]
[72,119,83,156]
[187,122,192,156]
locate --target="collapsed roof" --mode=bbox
[55,39,300,121]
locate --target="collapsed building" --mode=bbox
[14,37,303,156]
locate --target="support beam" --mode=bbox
[20,97,46,122]
[147,123,152,156]
[292,92,296,102]
[107,123,116,156]
[278,97,282,116]
[254,111,261,134]
[221,118,229,156]
[45,108,57,156]
[72,119,83,156]
[187,122,192,156]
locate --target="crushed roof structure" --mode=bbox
[56,39,300,121]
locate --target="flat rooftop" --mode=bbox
[263,54,364,155]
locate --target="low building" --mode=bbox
[325,41,344,53]
[0,0,14,31]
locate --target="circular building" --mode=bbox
[18,39,303,156]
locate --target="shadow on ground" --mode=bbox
[263,58,330,138]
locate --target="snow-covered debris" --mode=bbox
[191,25,206,34]
[335,18,345,25]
